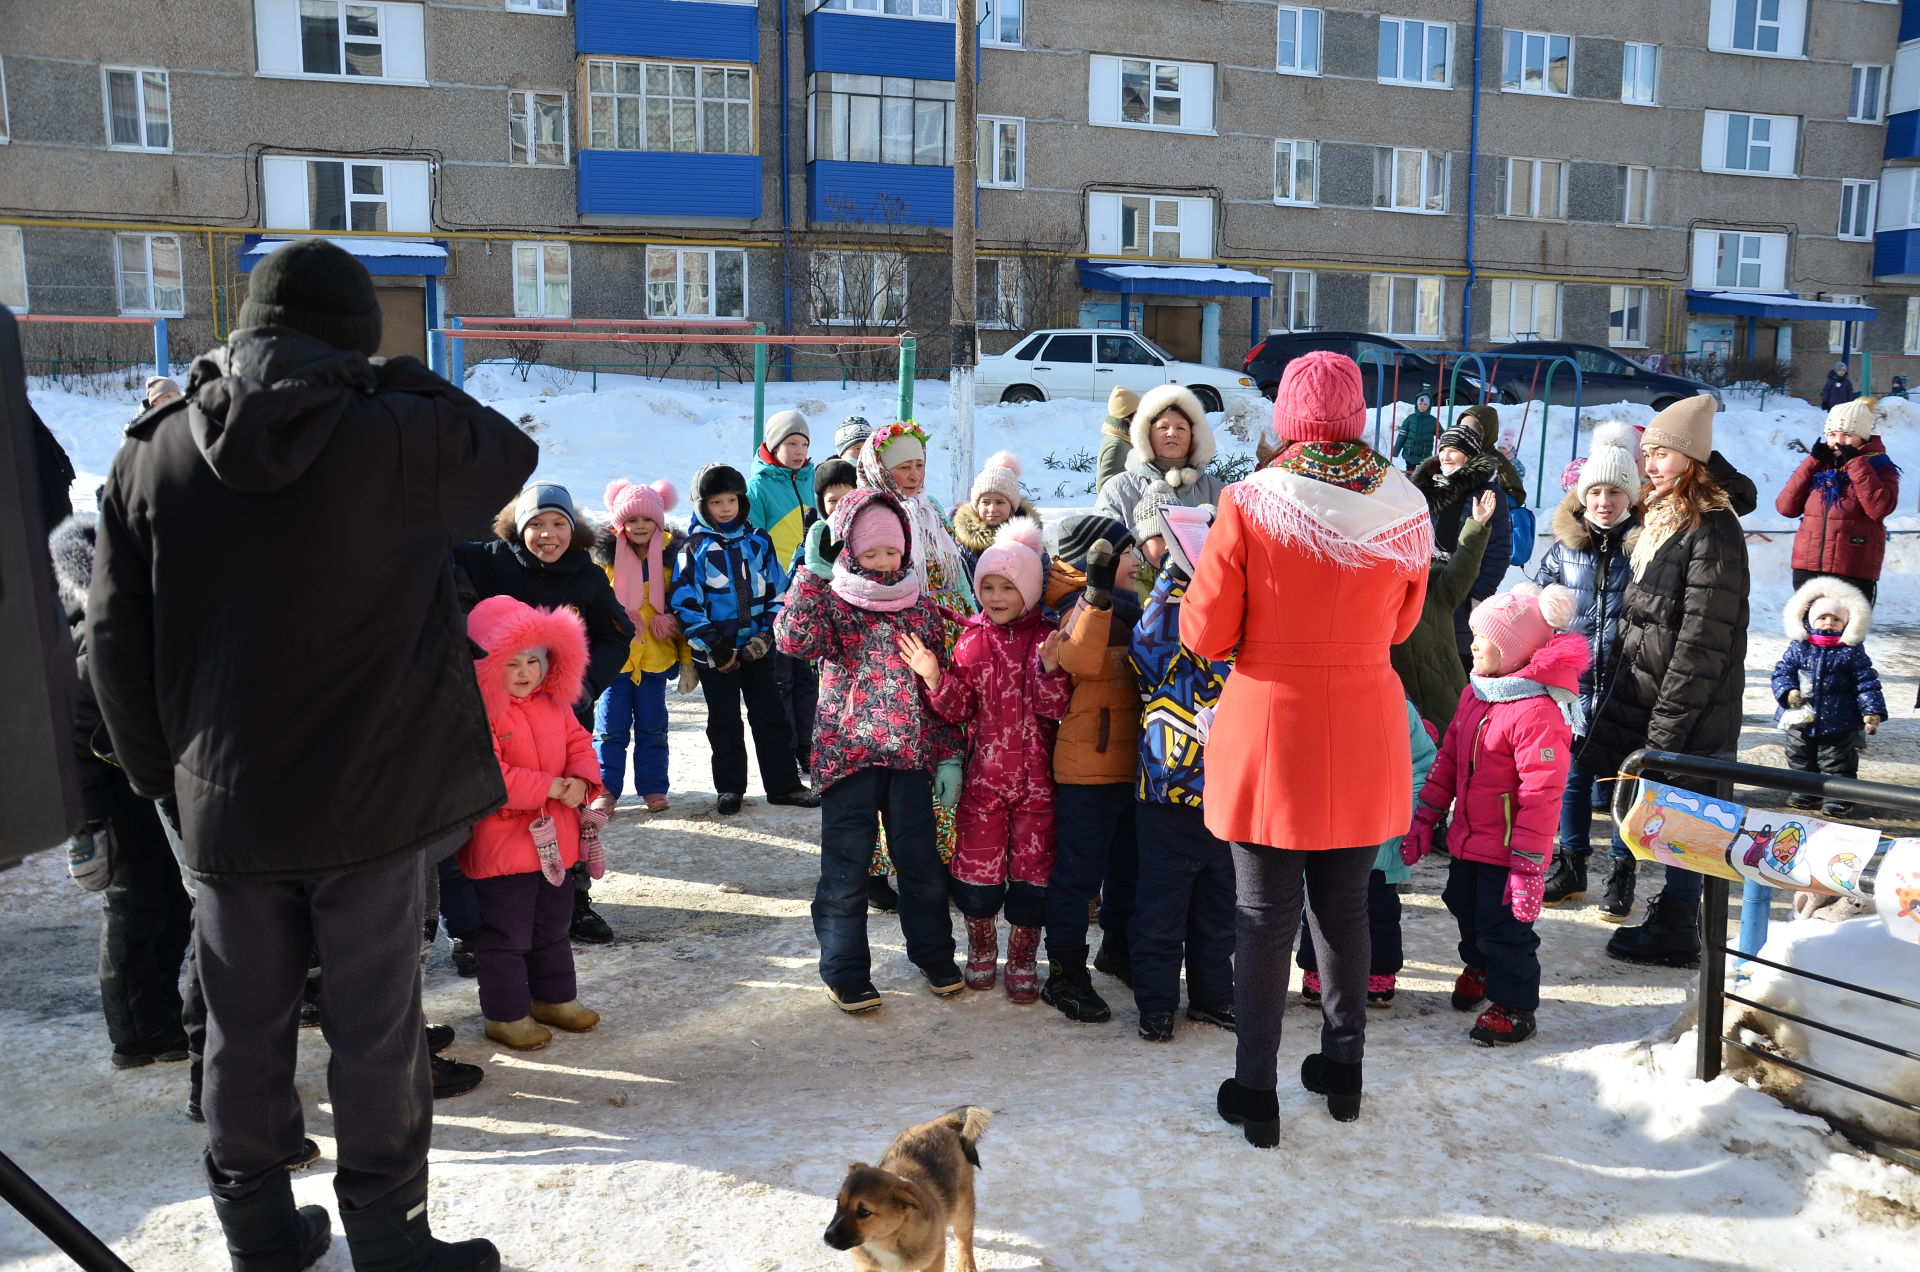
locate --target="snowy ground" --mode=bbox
[9,373,1918,1269]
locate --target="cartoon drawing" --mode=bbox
[1872,839,1920,944]
[1899,885,1920,921]
[1826,854,1859,892]
[1637,810,1667,857]
[1619,780,1742,880]
[1765,822,1805,876]
[1736,823,1776,869]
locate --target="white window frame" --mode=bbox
[260,154,433,233]
[1619,165,1654,227]
[1708,0,1807,60]
[1609,285,1648,348]
[1692,228,1788,292]
[1086,191,1215,259]
[809,72,954,165]
[0,227,26,312]
[1829,295,1865,353]
[976,257,1022,329]
[1502,157,1566,220]
[1621,42,1658,105]
[253,0,427,84]
[1378,16,1452,89]
[1371,273,1444,340]
[1276,6,1322,77]
[1273,269,1315,332]
[812,249,910,325]
[1839,180,1878,242]
[982,0,1022,47]
[1906,297,1920,354]
[1489,279,1560,342]
[1088,55,1215,134]
[1376,147,1448,214]
[1500,29,1572,97]
[513,242,571,318]
[103,67,172,152]
[809,0,957,19]
[1273,138,1317,206]
[645,246,748,319]
[1850,64,1888,124]
[115,233,186,316]
[509,90,569,167]
[589,59,757,156]
[505,0,567,12]
[1701,110,1799,177]
[976,115,1024,189]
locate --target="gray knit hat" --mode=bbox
[764,409,809,451]
[513,482,577,534]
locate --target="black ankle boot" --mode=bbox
[1215,1079,1280,1149]
[211,1171,331,1272]
[1300,1053,1363,1122]
[339,1167,498,1272]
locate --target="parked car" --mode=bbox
[1487,341,1721,410]
[1242,331,1494,405]
[975,329,1262,413]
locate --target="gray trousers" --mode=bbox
[1231,841,1377,1091]
[196,844,438,1210]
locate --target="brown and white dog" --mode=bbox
[823,1106,991,1272]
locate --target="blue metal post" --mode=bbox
[449,315,465,389]
[1251,296,1262,349]
[1119,291,1130,332]
[1460,0,1485,343]
[152,318,169,378]
[777,0,795,382]
[1735,880,1775,960]
[424,280,442,378]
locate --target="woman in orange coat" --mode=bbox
[1182,351,1431,1147]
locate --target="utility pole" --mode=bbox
[948,0,978,507]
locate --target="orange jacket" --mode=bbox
[1048,558,1143,786]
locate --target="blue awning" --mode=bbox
[240,236,450,277]
[1078,260,1272,299]
[1685,290,1876,322]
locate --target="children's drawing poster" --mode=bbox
[1873,838,1920,946]
[1728,809,1853,896]
[1617,780,1743,881]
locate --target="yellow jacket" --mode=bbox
[599,529,693,678]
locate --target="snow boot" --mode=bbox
[716,792,744,815]
[964,917,999,990]
[1300,970,1322,1004]
[1040,948,1111,1022]
[1137,1010,1176,1042]
[1004,925,1041,1003]
[1299,1053,1363,1122]
[1186,1001,1235,1031]
[1092,930,1133,987]
[425,1024,455,1055]
[531,999,599,1032]
[1470,1002,1538,1047]
[1821,799,1856,818]
[569,891,613,945]
[1365,975,1396,1007]
[1541,853,1587,906]
[212,1169,331,1272]
[339,1167,500,1272]
[918,961,965,996]
[1216,1079,1280,1149]
[767,787,821,809]
[1605,891,1701,968]
[1450,966,1488,1012]
[484,1016,552,1051]
[1599,856,1637,924]
[449,939,477,978]
[576,805,609,881]
[827,981,882,1013]
[866,874,899,913]
[1787,792,1821,811]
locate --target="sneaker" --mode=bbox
[918,962,966,997]
[767,787,821,809]
[284,1138,322,1171]
[430,1054,484,1099]
[1137,1010,1176,1042]
[425,1024,455,1054]
[716,792,744,815]
[1450,966,1488,1012]
[866,874,899,913]
[449,938,478,978]
[1365,975,1396,1007]
[570,894,614,945]
[827,981,882,1013]
[1599,856,1637,924]
[1300,970,1322,1004]
[1040,952,1112,1023]
[1186,1002,1236,1031]
[1470,1002,1538,1047]
[110,1042,190,1069]
[1541,854,1587,906]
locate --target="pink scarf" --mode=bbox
[831,562,921,613]
[1808,632,1844,648]
[612,531,673,638]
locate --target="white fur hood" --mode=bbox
[1782,576,1872,644]
[1128,384,1215,488]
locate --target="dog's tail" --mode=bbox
[943,1106,992,1170]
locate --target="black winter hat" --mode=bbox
[813,458,857,513]
[693,462,750,522]
[1054,513,1134,568]
[1436,424,1484,459]
[236,238,383,357]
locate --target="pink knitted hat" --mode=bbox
[848,500,907,556]
[1469,582,1577,676]
[972,517,1046,613]
[1273,350,1367,444]
[604,478,680,637]
[1809,594,1851,627]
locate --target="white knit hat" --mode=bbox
[970,449,1022,503]
[1577,422,1642,502]
[1826,397,1877,442]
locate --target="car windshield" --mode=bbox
[1099,334,1158,365]
[1131,333,1177,362]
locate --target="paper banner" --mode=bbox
[1727,808,1861,897]
[1874,838,1920,946]
[1617,779,1744,881]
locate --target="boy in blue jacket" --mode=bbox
[1773,577,1887,818]
[671,463,819,814]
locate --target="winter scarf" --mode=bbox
[832,563,921,613]
[1471,672,1585,734]
[1808,631,1845,648]
[609,535,676,640]
[1232,442,1434,572]
[1631,486,1732,581]
[859,421,974,610]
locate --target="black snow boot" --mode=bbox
[1605,891,1701,968]
[1040,949,1111,1023]
[569,892,613,945]
[339,1168,499,1272]
[1216,1079,1280,1149]
[1299,1053,1363,1123]
[1092,930,1133,987]
[212,1170,331,1272]
[1599,856,1637,923]
[1541,853,1587,906]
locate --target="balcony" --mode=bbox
[578,151,762,219]
[805,10,955,80]
[808,161,952,226]
[576,0,759,63]
[1876,227,1920,281]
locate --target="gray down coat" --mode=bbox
[1530,492,1639,731]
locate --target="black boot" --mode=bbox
[1300,1053,1363,1122]
[1605,891,1701,968]
[1599,856,1637,924]
[569,891,613,945]
[1040,949,1111,1023]
[186,1054,205,1123]
[1092,930,1133,987]
[1541,854,1587,905]
[865,874,899,914]
[1216,1079,1280,1149]
[211,1170,331,1272]
[339,1168,499,1272]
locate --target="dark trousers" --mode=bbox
[98,788,192,1054]
[816,767,955,986]
[1442,857,1541,1012]
[471,871,578,1022]
[1042,782,1138,955]
[1558,755,1629,861]
[773,653,820,772]
[1231,841,1376,1090]
[1792,568,1876,606]
[952,879,1046,927]
[1296,868,1402,978]
[427,848,481,944]
[1129,802,1235,1014]
[699,655,802,797]
[196,846,432,1210]
[1785,729,1862,783]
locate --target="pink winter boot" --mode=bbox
[530,816,564,886]
[577,805,610,880]
[964,917,999,990]
[1005,925,1041,1004]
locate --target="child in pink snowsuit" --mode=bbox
[900,517,1070,1002]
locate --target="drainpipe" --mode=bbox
[1460,0,1484,350]
[778,0,795,381]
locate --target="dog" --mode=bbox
[824,1106,991,1272]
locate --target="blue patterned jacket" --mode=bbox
[1130,570,1231,807]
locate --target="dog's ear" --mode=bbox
[890,1187,922,1213]
[848,1161,869,1173]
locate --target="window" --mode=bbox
[115,234,186,315]
[646,246,747,319]
[0,227,26,312]
[1839,181,1877,241]
[1906,297,1920,354]
[1374,147,1448,213]
[1829,296,1864,353]
[1087,192,1215,259]
[1850,65,1887,123]
[316,161,386,229]
[1276,7,1322,76]
[1618,165,1654,226]
[1369,273,1443,339]
[977,258,1021,328]
[812,250,908,324]
[589,60,755,155]
[1500,30,1571,96]
[983,0,1022,46]
[1088,56,1215,133]
[1378,17,1452,88]
[1273,139,1317,205]
[1691,229,1788,291]
[810,74,954,165]
[1098,334,1157,365]
[259,155,432,232]
[1273,269,1315,331]
[506,0,566,11]
[1702,111,1798,176]
[509,91,568,166]
[1708,0,1806,58]
[254,1,426,82]
[513,243,570,317]
[104,68,171,151]
[1489,279,1560,342]
[1501,157,1566,219]
[977,116,1024,188]
[1609,285,1648,346]
[811,0,956,17]
[1621,42,1658,104]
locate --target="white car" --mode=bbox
[974,329,1261,413]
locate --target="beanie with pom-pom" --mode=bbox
[603,477,680,626]
[972,516,1047,614]
[1576,421,1642,505]
[1469,582,1578,676]
[970,449,1023,504]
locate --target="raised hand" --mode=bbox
[1039,629,1064,673]
[1470,491,1497,525]
[896,632,941,688]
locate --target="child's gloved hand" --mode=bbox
[1082,540,1116,611]
[738,633,774,664]
[676,661,699,695]
[66,822,114,893]
[1785,689,1805,708]
[1401,804,1442,866]
[1504,857,1546,923]
[708,641,739,673]
[933,759,963,809]
[805,519,838,581]
[530,815,565,886]
[1865,714,1884,735]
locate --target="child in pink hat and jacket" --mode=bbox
[1405,582,1587,1049]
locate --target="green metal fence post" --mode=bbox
[896,335,917,422]
[752,324,768,450]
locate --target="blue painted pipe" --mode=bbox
[1460,0,1484,344]
[778,0,794,381]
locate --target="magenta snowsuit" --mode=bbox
[925,605,1072,889]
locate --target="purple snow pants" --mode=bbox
[471,871,577,1022]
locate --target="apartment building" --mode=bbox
[1,0,1915,394]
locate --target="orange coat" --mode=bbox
[1181,469,1428,850]
[1051,597,1142,786]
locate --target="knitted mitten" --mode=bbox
[577,805,610,880]
[530,816,564,886]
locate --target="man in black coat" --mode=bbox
[88,239,534,1272]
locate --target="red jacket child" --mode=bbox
[459,595,603,881]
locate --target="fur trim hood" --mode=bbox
[469,595,591,722]
[952,498,1043,554]
[48,512,98,615]
[1783,576,1872,645]
[491,496,598,554]
[1550,491,1640,556]
[1129,384,1215,487]
[1513,630,1592,695]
